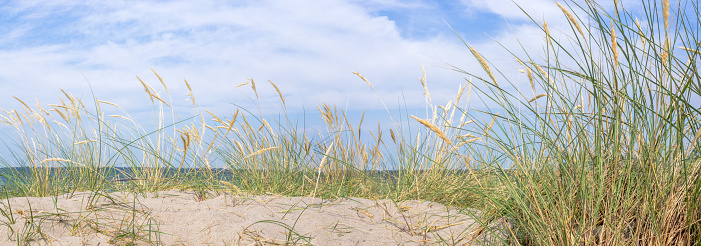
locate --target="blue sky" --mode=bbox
[0,0,685,143]
[0,0,585,115]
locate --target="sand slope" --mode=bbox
[0,190,511,245]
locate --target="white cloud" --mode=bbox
[0,0,673,133]
[0,0,482,118]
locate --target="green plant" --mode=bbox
[448,0,701,245]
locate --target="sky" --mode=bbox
[0,0,600,119]
[0,0,694,167]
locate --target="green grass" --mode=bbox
[0,0,699,245]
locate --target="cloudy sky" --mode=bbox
[0,0,673,135]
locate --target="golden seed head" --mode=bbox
[533,62,556,90]
[636,18,645,46]
[151,67,168,94]
[389,129,396,144]
[184,79,195,107]
[527,68,534,93]
[249,78,258,98]
[469,46,497,86]
[268,80,285,105]
[137,76,155,104]
[411,115,452,145]
[557,2,585,38]
[528,93,548,103]
[611,21,618,70]
[663,0,670,31]
[456,81,466,104]
[420,64,431,102]
[352,71,375,90]
[484,113,498,136]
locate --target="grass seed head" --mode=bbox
[352,71,375,90]
[469,46,497,87]
[557,2,585,38]
[389,128,396,144]
[533,62,556,90]
[635,18,646,46]
[663,0,670,31]
[420,64,431,102]
[528,93,548,103]
[151,67,168,94]
[611,20,619,70]
[411,115,452,145]
[268,80,285,105]
[137,76,155,104]
[249,78,258,98]
[184,79,196,107]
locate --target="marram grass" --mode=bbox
[0,0,699,245]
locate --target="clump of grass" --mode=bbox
[450,0,701,244]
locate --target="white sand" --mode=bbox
[0,190,511,245]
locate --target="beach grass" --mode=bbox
[0,0,700,245]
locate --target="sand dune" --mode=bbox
[0,190,511,245]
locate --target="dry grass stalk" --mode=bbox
[263,119,275,138]
[611,20,619,70]
[51,120,68,130]
[544,21,554,50]
[352,71,375,90]
[204,133,217,159]
[49,107,69,122]
[411,115,452,145]
[108,115,133,123]
[151,67,168,94]
[529,94,548,103]
[257,120,265,132]
[557,2,585,38]
[663,0,670,32]
[469,46,497,86]
[234,81,249,87]
[521,66,535,94]
[464,138,481,143]
[311,142,334,198]
[98,100,122,109]
[74,140,96,145]
[662,38,670,66]
[222,109,239,139]
[533,62,557,90]
[484,113,498,137]
[14,110,24,127]
[458,120,474,128]
[206,110,225,125]
[136,76,170,107]
[358,110,365,140]
[389,128,396,144]
[249,79,258,98]
[39,158,72,165]
[184,79,195,107]
[13,97,31,111]
[235,140,244,153]
[268,80,285,105]
[420,64,431,103]
[456,80,467,104]
[60,89,72,102]
[636,18,646,47]
[680,47,701,55]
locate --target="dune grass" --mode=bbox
[0,0,699,245]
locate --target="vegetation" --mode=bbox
[0,0,699,245]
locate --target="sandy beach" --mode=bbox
[0,190,511,245]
